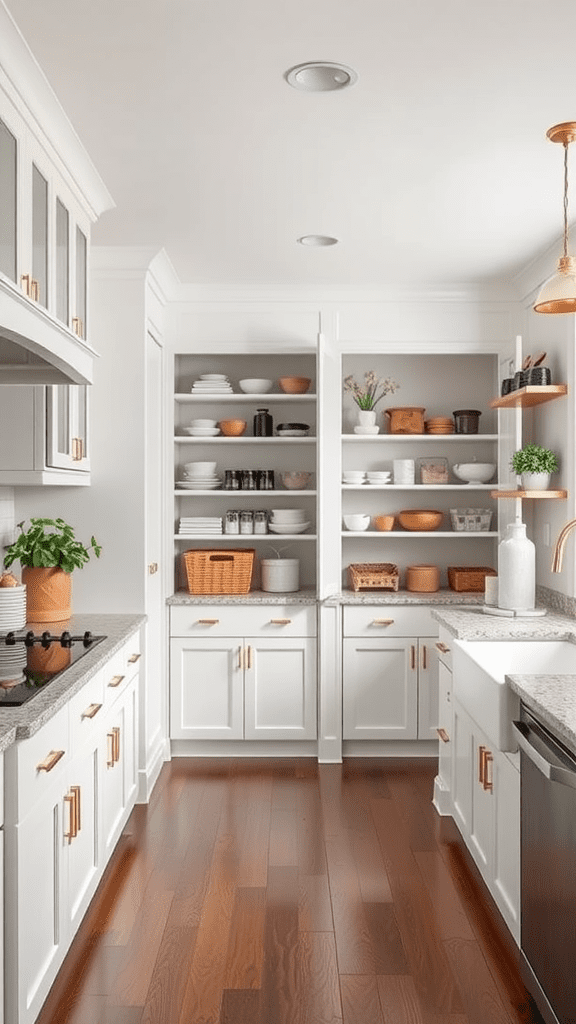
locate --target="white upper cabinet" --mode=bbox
[0,3,113,385]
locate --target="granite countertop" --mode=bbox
[507,673,576,758]
[169,589,485,607]
[0,614,145,742]
[431,605,576,640]
[168,589,318,605]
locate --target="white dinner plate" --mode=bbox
[183,427,221,436]
[268,521,310,534]
[177,480,222,489]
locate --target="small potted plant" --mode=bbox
[4,517,101,622]
[343,371,400,432]
[511,443,559,491]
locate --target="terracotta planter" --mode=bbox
[22,566,72,623]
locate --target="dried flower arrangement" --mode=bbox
[343,371,400,410]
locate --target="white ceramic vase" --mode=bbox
[261,558,300,593]
[498,522,535,611]
[520,471,551,491]
[357,409,377,428]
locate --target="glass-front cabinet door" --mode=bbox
[31,163,48,308]
[55,197,70,325]
[46,384,90,472]
[0,114,18,284]
[73,225,87,338]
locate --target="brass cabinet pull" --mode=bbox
[112,726,121,764]
[197,619,219,625]
[371,618,394,626]
[247,645,252,670]
[483,751,494,792]
[36,749,65,773]
[127,652,141,663]
[71,785,81,832]
[237,645,243,670]
[71,316,84,338]
[20,273,32,295]
[108,674,125,689]
[148,562,158,575]
[107,732,115,768]
[270,618,292,625]
[410,644,416,670]
[436,727,450,743]
[81,702,102,720]
[64,793,76,842]
[72,437,83,461]
[435,641,451,654]
[422,644,427,670]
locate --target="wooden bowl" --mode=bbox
[219,419,247,436]
[278,376,311,394]
[398,509,443,531]
[373,514,395,531]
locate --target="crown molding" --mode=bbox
[0,1,114,220]
[170,280,520,305]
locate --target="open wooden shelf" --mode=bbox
[490,384,567,409]
[491,489,567,499]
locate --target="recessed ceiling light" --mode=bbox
[297,235,339,247]
[285,62,357,92]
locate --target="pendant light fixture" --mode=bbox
[534,122,576,313]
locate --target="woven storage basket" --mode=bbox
[450,508,493,532]
[182,548,255,594]
[349,563,399,592]
[406,564,440,593]
[448,566,497,592]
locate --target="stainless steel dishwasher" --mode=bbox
[513,706,576,1024]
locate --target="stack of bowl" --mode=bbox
[184,418,220,436]
[425,416,454,434]
[178,461,221,489]
[343,470,366,485]
[268,509,310,534]
[366,471,391,485]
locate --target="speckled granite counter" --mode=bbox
[334,589,485,606]
[431,605,576,640]
[0,614,145,742]
[168,589,317,605]
[507,673,576,757]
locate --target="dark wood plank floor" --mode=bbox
[35,758,545,1024]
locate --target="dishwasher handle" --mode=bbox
[512,720,576,789]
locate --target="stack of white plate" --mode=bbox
[183,418,221,437]
[0,644,27,688]
[178,517,223,535]
[268,509,310,535]
[177,477,222,490]
[366,471,391,485]
[0,584,26,631]
[191,374,233,394]
[342,471,366,485]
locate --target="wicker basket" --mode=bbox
[182,548,255,594]
[406,564,440,593]
[449,508,493,532]
[349,563,399,592]
[448,566,497,592]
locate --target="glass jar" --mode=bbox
[253,510,268,534]
[224,469,240,490]
[254,408,273,436]
[241,469,256,490]
[224,509,240,534]
[240,510,254,534]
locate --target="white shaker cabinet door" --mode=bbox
[417,639,439,740]
[343,637,418,740]
[244,637,317,740]
[65,742,100,938]
[170,637,244,740]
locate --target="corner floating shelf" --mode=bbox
[491,489,568,500]
[490,384,568,409]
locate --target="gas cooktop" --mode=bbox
[0,630,106,707]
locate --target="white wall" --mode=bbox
[0,486,15,561]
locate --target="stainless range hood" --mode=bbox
[0,278,97,385]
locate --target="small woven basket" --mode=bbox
[449,508,493,532]
[406,565,440,593]
[349,563,399,592]
[448,566,497,592]
[182,548,255,594]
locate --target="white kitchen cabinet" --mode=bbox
[450,697,520,942]
[4,629,141,1024]
[433,630,454,814]
[0,385,91,485]
[46,384,90,472]
[342,607,438,741]
[170,605,317,742]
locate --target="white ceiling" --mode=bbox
[7,0,576,290]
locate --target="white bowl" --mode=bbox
[190,419,218,427]
[343,514,371,531]
[183,427,220,436]
[239,378,273,393]
[343,472,366,480]
[199,374,228,381]
[452,462,496,484]
[268,521,310,534]
[270,508,306,519]
[183,461,217,476]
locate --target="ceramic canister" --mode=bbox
[498,522,535,611]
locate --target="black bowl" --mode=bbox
[277,422,309,431]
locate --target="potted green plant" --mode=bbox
[4,518,101,622]
[511,443,559,491]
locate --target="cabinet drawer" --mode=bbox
[13,703,70,818]
[435,627,453,671]
[69,668,105,756]
[343,605,436,637]
[119,631,142,683]
[171,604,316,638]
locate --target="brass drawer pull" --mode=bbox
[108,674,125,688]
[483,751,494,792]
[436,727,450,743]
[127,652,141,663]
[422,644,427,670]
[270,618,292,625]
[247,645,252,670]
[370,618,394,626]
[197,619,219,625]
[478,745,487,785]
[81,702,102,720]
[107,732,115,768]
[37,749,65,773]
[410,644,416,670]
[435,641,451,654]
[71,785,81,832]
[112,726,121,763]
[238,645,243,670]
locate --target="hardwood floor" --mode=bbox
[35,759,545,1024]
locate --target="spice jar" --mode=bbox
[240,510,254,534]
[241,469,256,490]
[253,510,268,534]
[254,408,273,436]
[224,510,240,534]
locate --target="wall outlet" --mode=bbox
[543,522,551,547]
